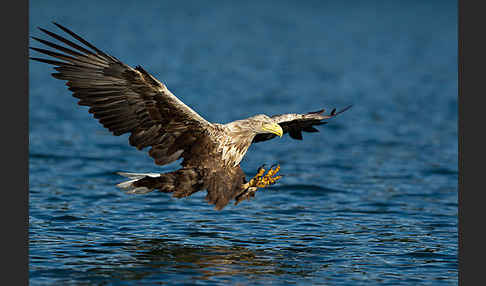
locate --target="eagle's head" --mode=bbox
[248,114,283,137]
[224,114,283,138]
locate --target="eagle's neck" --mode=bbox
[218,123,256,167]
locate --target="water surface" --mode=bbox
[30,1,458,285]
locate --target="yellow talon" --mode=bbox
[249,164,281,189]
[255,167,266,178]
[235,164,283,205]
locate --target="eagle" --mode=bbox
[30,23,351,210]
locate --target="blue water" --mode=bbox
[29,1,458,285]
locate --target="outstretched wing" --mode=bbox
[252,105,352,143]
[30,23,214,166]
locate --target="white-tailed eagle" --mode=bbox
[30,23,351,210]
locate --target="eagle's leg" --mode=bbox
[235,164,282,205]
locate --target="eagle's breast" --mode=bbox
[212,123,255,167]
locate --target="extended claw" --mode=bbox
[251,164,281,188]
[235,164,282,205]
[266,164,280,178]
[255,165,266,178]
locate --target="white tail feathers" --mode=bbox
[117,172,161,179]
[116,172,161,194]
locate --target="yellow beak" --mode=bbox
[262,123,283,137]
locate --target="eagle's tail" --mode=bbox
[116,169,202,197]
[116,172,161,194]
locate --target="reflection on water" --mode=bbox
[39,236,325,284]
[129,239,286,279]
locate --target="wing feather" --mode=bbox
[30,23,213,166]
[252,105,352,143]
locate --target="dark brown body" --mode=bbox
[133,132,248,210]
